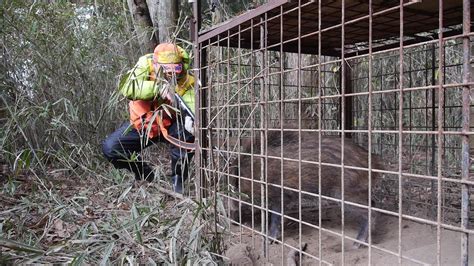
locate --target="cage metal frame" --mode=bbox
[192,0,473,264]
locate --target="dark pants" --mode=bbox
[102,120,194,183]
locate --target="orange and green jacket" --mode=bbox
[119,54,195,139]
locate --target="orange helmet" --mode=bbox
[153,43,189,74]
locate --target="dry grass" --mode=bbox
[0,166,219,264]
[0,1,223,264]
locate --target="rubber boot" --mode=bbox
[132,163,154,182]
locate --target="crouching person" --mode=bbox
[102,43,195,194]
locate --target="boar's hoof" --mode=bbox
[352,240,363,249]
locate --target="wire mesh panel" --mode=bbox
[194,0,473,264]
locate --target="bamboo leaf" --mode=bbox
[117,185,133,203]
[99,242,115,266]
[131,204,143,244]
[0,237,44,254]
[170,209,188,264]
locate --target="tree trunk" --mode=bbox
[145,0,160,28]
[157,0,178,43]
[126,0,158,53]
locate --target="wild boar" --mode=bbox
[229,130,383,248]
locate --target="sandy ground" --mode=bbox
[225,214,474,265]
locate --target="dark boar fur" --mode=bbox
[229,130,384,248]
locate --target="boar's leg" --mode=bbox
[268,205,282,241]
[353,216,369,249]
[352,207,377,249]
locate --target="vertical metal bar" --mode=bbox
[264,12,270,262]
[297,0,303,263]
[424,46,429,176]
[431,44,437,219]
[398,0,405,264]
[201,44,208,197]
[215,34,221,230]
[318,1,323,264]
[437,0,445,265]
[250,17,256,251]
[237,24,243,244]
[340,0,346,262]
[208,37,218,249]
[461,0,471,264]
[279,5,286,263]
[380,61,384,157]
[344,63,353,140]
[368,0,374,263]
[214,35,222,227]
[409,50,413,175]
[192,0,203,201]
[344,50,353,140]
[226,30,231,246]
[259,14,268,260]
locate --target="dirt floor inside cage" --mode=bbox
[224,213,474,265]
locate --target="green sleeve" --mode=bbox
[181,88,195,115]
[119,55,158,101]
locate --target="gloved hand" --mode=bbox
[159,84,173,102]
[184,115,194,135]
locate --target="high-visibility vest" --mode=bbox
[126,54,195,139]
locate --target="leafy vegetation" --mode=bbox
[0,1,227,264]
